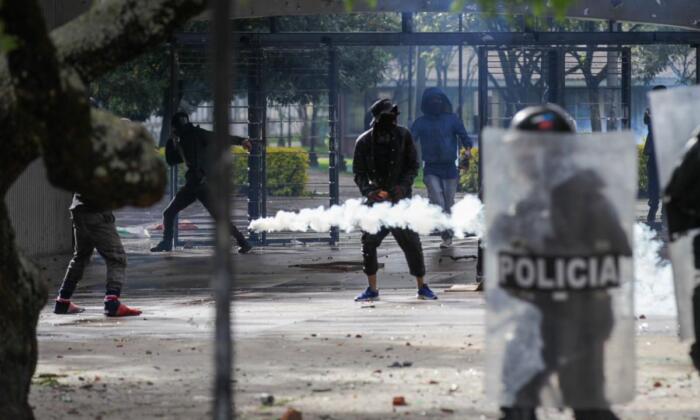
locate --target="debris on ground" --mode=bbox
[259,393,274,406]
[281,407,303,420]
[392,396,407,406]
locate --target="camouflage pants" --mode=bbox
[58,210,126,299]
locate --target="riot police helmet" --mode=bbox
[510,103,575,133]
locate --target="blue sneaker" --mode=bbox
[417,284,438,300]
[355,287,379,302]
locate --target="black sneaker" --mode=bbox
[238,242,253,254]
[150,241,172,252]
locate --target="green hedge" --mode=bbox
[233,146,309,197]
[157,146,309,197]
[458,144,650,196]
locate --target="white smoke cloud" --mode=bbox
[633,223,676,317]
[251,196,676,317]
[249,194,485,238]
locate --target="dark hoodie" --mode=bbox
[410,87,472,179]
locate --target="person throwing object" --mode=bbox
[353,99,435,302]
[151,112,253,253]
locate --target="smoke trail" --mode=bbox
[633,223,675,317]
[249,194,484,238]
[251,196,676,317]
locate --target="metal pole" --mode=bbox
[261,90,268,246]
[403,12,414,125]
[247,47,263,245]
[458,13,464,120]
[696,45,700,85]
[408,46,414,124]
[210,0,233,418]
[477,47,488,199]
[166,39,180,249]
[621,47,632,129]
[328,45,340,245]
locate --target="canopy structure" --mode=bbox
[222,0,700,30]
[43,0,700,31]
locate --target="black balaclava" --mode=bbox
[376,113,397,133]
[171,111,190,134]
[369,99,399,134]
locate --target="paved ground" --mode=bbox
[29,231,700,420]
[28,168,693,419]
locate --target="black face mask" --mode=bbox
[375,114,396,132]
[426,99,443,115]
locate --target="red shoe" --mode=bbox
[104,295,142,317]
[54,298,85,314]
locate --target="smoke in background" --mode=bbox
[250,195,485,238]
[251,196,676,317]
[634,223,675,316]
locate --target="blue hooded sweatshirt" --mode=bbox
[410,87,472,179]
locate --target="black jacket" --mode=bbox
[165,124,246,183]
[666,136,700,237]
[353,126,419,202]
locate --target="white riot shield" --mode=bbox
[483,128,637,408]
[649,86,700,341]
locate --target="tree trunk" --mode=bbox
[287,106,293,147]
[415,47,427,118]
[309,102,319,167]
[0,201,47,420]
[277,105,285,146]
[589,87,602,132]
[605,50,620,131]
[299,105,310,147]
[0,1,206,418]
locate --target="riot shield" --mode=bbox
[649,86,700,341]
[483,128,637,408]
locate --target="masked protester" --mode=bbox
[352,99,435,301]
[411,88,472,248]
[150,112,253,253]
[487,105,633,420]
[643,85,667,224]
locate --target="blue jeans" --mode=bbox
[424,174,457,240]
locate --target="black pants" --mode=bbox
[59,211,126,299]
[162,180,248,247]
[361,227,425,277]
[513,293,613,410]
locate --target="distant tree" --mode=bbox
[634,44,697,86]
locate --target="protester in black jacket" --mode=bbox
[644,85,667,224]
[151,112,253,253]
[352,99,435,302]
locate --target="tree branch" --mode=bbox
[52,0,207,83]
[58,109,168,209]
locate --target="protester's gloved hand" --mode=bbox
[459,155,470,171]
[392,185,406,201]
[242,139,253,152]
[367,190,389,203]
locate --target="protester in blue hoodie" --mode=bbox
[411,87,473,248]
